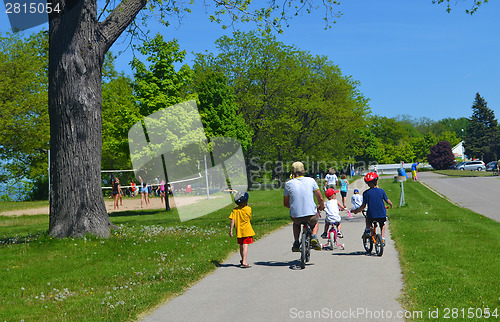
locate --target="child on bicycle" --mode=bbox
[351,189,363,212]
[321,188,345,239]
[229,191,254,268]
[352,172,393,245]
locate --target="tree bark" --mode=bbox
[48,0,145,238]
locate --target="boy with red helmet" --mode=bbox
[353,172,393,244]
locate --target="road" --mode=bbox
[418,171,500,222]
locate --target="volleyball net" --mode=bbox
[101,169,207,197]
[101,140,247,221]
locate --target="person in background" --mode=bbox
[138,176,149,208]
[118,181,123,206]
[339,174,349,208]
[324,168,338,191]
[130,179,136,197]
[351,189,363,212]
[112,177,121,210]
[159,180,166,204]
[411,162,419,181]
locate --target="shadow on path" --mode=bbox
[210,261,241,268]
[254,260,316,270]
[330,250,367,256]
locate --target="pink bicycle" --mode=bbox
[322,221,344,251]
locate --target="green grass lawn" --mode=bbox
[382,179,500,321]
[0,189,290,321]
[434,169,498,177]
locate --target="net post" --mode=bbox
[161,155,171,211]
[204,154,210,200]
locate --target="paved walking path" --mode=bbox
[142,179,405,322]
[417,172,500,222]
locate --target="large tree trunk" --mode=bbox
[48,0,112,237]
[47,0,145,238]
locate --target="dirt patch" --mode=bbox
[0,195,212,217]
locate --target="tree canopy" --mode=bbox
[0,31,48,184]
[202,31,370,173]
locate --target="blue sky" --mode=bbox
[1,0,499,121]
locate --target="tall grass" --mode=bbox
[382,179,499,320]
[0,189,289,321]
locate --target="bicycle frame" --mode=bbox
[362,210,380,240]
[322,222,344,250]
[362,210,384,256]
[369,221,379,243]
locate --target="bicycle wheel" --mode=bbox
[305,233,311,262]
[300,232,307,269]
[363,235,373,253]
[329,231,335,250]
[375,234,384,256]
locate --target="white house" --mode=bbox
[452,141,465,160]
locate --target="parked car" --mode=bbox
[450,162,465,170]
[486,161,498,171]
[456,160,485,171]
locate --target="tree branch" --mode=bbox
[98,0,147,54]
